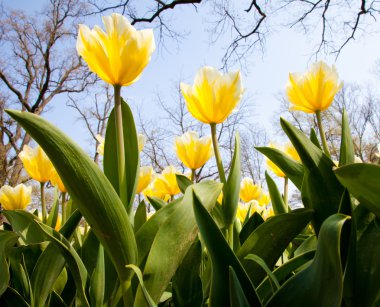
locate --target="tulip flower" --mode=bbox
[96,134,105,156]
[175,131,213,178]
[0,184,32,210]
[138,134,146,152]
[136,166,154,194]
[19,145,54,183]
[143,184,170,202]
[77,13,155,87]
[50,168,67,193]
[239,177,262,203]
[266,143,300,178]
[287,61,342,157]
[181,66,243,125]
[258,192,271,207]
[19,145,54,221]
[77,13,155,208]
[153,166,181,198]
[236,201,259,224]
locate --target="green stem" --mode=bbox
[120,277,134,306]
[40,182,46,222]
[283,177,289,211]
[114,85,127,206]
[316,110,331,158]
[191,169,196,182]
[210,123,226,184]
[228,223,234,249]
[61,192,67,223]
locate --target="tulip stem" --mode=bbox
[283,177,289,211]
[191,169,196,182]
[316,110,331,158]
[210,124,226,184]
[40,182,46,222]
[114,85,127,206]
[61,192,67,223]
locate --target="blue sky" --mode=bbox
[6,1,380,154]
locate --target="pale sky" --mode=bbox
[5,1,380,153]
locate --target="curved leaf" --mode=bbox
[134,181,223,306]
[267,214,351,307]
[339,109,355,166]
[192,189,261,307]
[237,209,314,286]
[265,172,287,215]
[0,231,19,296]
[256,147,304,190]
[104,98,139,212]
[6,110,137,286]
[334,163,380,218]
[229,266,250,307]
[176,174,193,194]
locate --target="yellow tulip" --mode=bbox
[180,66,244,124]
[239,177,262,203]
[258,192,271,207]
[19,145,54,183]
[153,166,181,197]
[143,184,170,202]
[77,13,155,86]
[175,131,213,170]
[50,168,67,193]
[236,201,258,223]
[262,207,274,220]
[136,166,154,194]
[0,184,32,210]
[96,134,105,156]
[286,61,343,113]
[217,191,223,205]
[266,143,300,177]
[138,134,146,152]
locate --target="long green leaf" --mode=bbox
[134,181,223,306]
[229,267,250,307]
[104,98,139,212]
[265,172,287,215]
[89,244,105,307]
[222,134,241,226]
[256,147,304,190]
[192,190,261,307]
[126,264,156,307]
[280,118,344,233]
[6,110,137,286]
[237,209,313,286]
[0,231,19,296]
[245,254,280,291]
[267,214,350,307]
[239,212,264,245]
[334,163,380,218]
[172,240,203,307]
[339,109,355,166]
[176,174,193,194]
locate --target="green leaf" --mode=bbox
[309,128,322,149]
[134,201,147,233]
[176,174,193,194]
[34,222,90,307]
[104,98,139,212]
[280,118,344,234]
[134,181,223,305]
[256,146,304,190]
[135,198,181,265]
[294,235,317,257]
[239,212,264,245]
[146,196,166,211]
[0,231,19,296]
[222,134,241,226]
[229,267,250,307]
[0,287,29,307]
[192,189,261,307]
[172,240,203,307]
[46,189,60,229]
[334,163,380,218]
[126,264,156,307]
[237,209,313,285]
[31,210,82,307]
[354,218,380,306]
[3,210,45,244]
[89,244,105,307]
[6,110,137,287]
[245,254,280,291]
[265,172,287,215]
[267,214,351,307]
[339,109,355,166]
[257,251,315,304]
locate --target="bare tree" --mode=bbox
[0,0,96,185]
